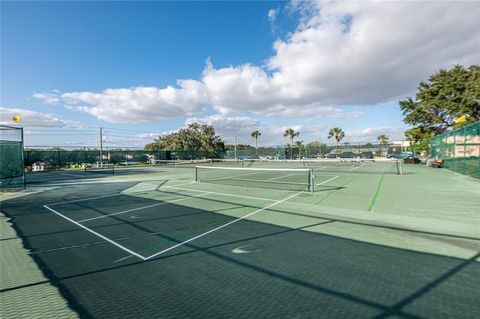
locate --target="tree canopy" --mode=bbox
[327,127,345,144]
[251,130,261,149]
[400,65,480,141]
[377,134,389,144]
[305,141,327,156]
[144,123,224,155]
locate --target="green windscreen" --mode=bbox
[242,158,402,175]
[430,121,480,179]
[0,126,25,190]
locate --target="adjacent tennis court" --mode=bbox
[1,162,479,318]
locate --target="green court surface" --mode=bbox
[1,163,479,318]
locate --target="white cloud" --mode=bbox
[32,1,478,124]
[185,114,326,146]
[345,126,408,143]
[205,0,479,114]
[0,107,75,127]
[32,91,61,105]
[268,8,278,23]
[35,81,209,123]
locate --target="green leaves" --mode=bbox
[145,123,224,155]
[377,134,389,144]
[400,64,480,139]
[327,127,345,144]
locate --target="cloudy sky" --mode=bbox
[1,1,478,147]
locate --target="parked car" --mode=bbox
[387,152,412,159]
[359,151,374,159]
[339,152,356,158]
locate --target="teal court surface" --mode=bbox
[1,162,480,318]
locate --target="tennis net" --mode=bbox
[153,159,213,168]
[242,158,403,175]
[195,166,315,192]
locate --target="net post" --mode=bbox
[396,159,403,175]
[21,127,26,189]
[309,169,315,192]
[194,166,198,182]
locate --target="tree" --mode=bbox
[283,128,300,159]
[400,65,480,140]
[251,130,262,150]
[377,134,389,156]
[295,140,304,157]
[144,123,225,157]
[305,141,327,157]
[327,127,345,156]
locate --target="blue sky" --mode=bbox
[1,1,478,147]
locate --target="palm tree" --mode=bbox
[283,128,300,159]
[327,127,345,157]
[251,130,261,151]
[377,134,389,157]
[295,140,304,158]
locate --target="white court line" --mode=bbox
[43,205,147,260]
[315,175,338,186]
[143,191,303,260]
[78,191,212,223]
[265,173,296,181]
[46,181,197,206]
[160,185,278,202]
[350,163,367,171]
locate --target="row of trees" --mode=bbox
[143,123,392,159]
[250,127,390,157]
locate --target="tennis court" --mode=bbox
[1,162,479,318]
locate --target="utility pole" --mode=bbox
[99,127,103,167]
[234,136,237,161]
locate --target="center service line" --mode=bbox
[143,191,304,260]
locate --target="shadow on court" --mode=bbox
[1,181,479,318]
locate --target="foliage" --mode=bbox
[305,141,328,156]
[225,144,251,150]
[377,134,389,156]
[327,127,345,144]
[283,128,300,142]
[328,127,345,155]
[377,134,389,144]
[144,123,225,155]
[251,130,262,149]
[400,64,480,140]
[283,128,300,159]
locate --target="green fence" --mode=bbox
[225,142,410,160]
[0,125,25,190]
[23,148,216,170]
[430,121,480,179]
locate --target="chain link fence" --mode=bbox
[0,125,25,190]
[430,121,480,179]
